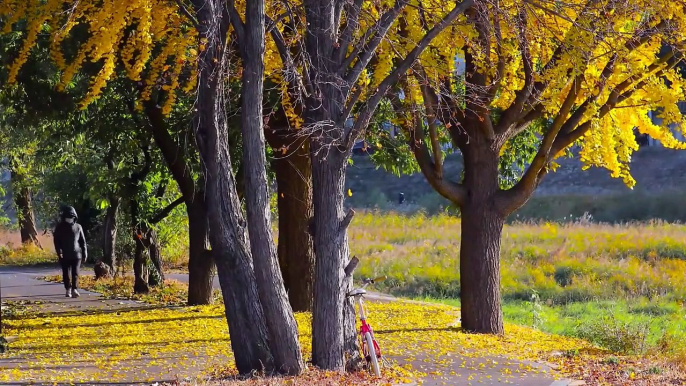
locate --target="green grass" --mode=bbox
[348,212,686,357]
[425,297,686,357]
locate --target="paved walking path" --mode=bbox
[0,266,578,386]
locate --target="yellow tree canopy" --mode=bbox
[1,0,200,115]
[1,0,458,126]
[391,0,686,193]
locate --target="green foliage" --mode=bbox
[498,126,541,189]
[366,100,421,177]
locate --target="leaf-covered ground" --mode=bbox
[4,298,679,385]
[24,273,686,385]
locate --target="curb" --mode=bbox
[550,380,586,386]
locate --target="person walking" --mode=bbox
[53,206,88,298]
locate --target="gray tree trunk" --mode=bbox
[309,149,354,370]
[191,0,273,374]
[239,0,304,375]
[302,0,358,371]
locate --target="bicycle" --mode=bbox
[347,275,387,377]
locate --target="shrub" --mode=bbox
[575,314,650,354]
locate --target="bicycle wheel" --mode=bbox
[364,331,380,377]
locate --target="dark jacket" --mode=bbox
[54,221,88,261]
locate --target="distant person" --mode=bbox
[53,206,87,298]
[398,192,405,205]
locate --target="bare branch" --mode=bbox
[175,0,200,29]
[334,0,365,65]
[344,256,360,277]
[344,0,475,148]
[339,208,355,232]
[342,0,408,86]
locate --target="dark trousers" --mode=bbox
[61,259,81,290]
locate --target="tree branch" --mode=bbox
[339,208,355,232]
[415,66,444,179]
[552,53,682,153]
[225,0,246,44]
[487,8,508,103]
[498,75,583,214]
[175,0,200,29]
[334,0,365,66]
[495,7,533,134]
[390,87,466,206]
[151,196,185,224]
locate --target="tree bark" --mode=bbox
[130,195,150,294]
[133,235,150,294]
[270,138,314,312]
[16,186,40,246]
[309,150,353,371]
[186,198,215,305]
[146,228,164,287]
[302,0,359,370]
[459,141,504,334]
[10,171,40,247]
[239,0,304,374]
[191,0,273,374]
[102,194,120,270]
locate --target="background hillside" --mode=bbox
[345,146,686,222]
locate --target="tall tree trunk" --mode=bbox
[10,171,40,247]
[186,198,215,305]
[309,150,354,371]
[131,197,150,294]
[459,141,504,334]
[146,228,164,287]
[271,140,313,312]
[303,0,358,369]
[16,186,39,246]
[133,236,150,294]
[239,0,304,374]
[191,0,273,374]
[102,194,120,269]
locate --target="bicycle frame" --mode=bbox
[355,295,381,360]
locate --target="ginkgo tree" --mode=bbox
[386,0,686,333]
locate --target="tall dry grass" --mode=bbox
[0,229,56,265]
[352,212,686,303]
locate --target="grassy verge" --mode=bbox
[427,298,686,360]
[0,243,56,266]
